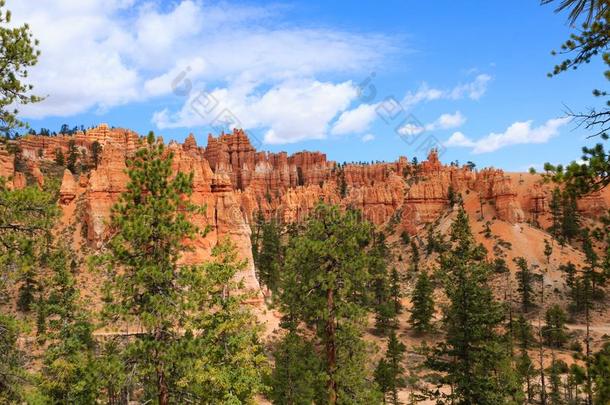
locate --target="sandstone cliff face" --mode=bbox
[15,126,610,299]
[0,146,14,186]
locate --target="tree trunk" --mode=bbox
[157,366,169,405]
[326,287,337,405]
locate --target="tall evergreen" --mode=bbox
[514,257,536,313]
[256,217,282,293]
[103,133,266,404]
[277,203,382,404]
[39,247,100,404]
[409,270,434,334]
[426,208,516,404]
[375,330,406,405]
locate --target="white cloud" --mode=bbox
[433,111,466,129]
[402,74,492,108]
[445,117,570,154]
[397,123,425,137]
[7,0,392,139]
[154,79,358,144]
[397,111,465,137]
[331,103,379,135]
[361,134,375,142]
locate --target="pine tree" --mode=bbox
[371,232,395,335]
[269,330,325,405]
[515,314,535,402]
[54,148,64,166]
[426,208,515,404]
[409,270,434,334]
[543,304,569,348]
[410,240,420,272]
[91,140,102,169]
[591,342,610,405]
[0,0,43,135]
[66,139,78,173]
[561,190,580,242]
[277,204,382,404]
[389,267,403,316]
[544,239,553,264]
[375,331,406,405]
[39,246,100,404]
[0,314,27,403]
[103,133,267,404]
[515,257,536,313]
[257,217,282,293]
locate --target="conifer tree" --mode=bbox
[91,140,102,169]
[0,314,27,403]
[591,342,610,405]
[515,257,536,313]
[0,0,43,135]
[375,330,406,405]
[543,304,569,348]
[257,217,282,293]
[66,139,78,173]
[426,208,515,404]
[515,314,535,402]
[409,270,434,334]
[39,246,100,404]
[277,203,382,404]
[549,187,563,241]
[103,133,266,404]
[54,148,64,166]
[544,239,553,264]
[269,330,325,405]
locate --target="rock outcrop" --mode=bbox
[13,125,609,301]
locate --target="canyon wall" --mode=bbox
[11,125,609,297]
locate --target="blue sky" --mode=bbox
[8,0,605,171]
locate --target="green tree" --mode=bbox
[0,314,27,403]
[426,208,515,404]
[515,314,535,402]
[0,0,43,136]
[515,257,536,313]
[549,188,563,241]
[591,342,610,405]
[277,203,381,404]
[409,270,434,334]
[54,149,64,166]
[256,217,282,293]
[39,247,100,404]
[269,330,325,405]
[66,139,78,173]
[543,304,569,348]
[544,239,553,264]
[375,331,406,405]
[91,140,102,169]
[103,133,266,404]
[542,2,610,194]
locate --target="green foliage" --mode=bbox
[400,230,410,245]
[543,304,569,348]
[277,203,381,404]
[375,331,406,405]
[102,135,266,404]
[409,270,434,334]
[0,314,27,403]
[0,0,43,136]
[514,257,536,313]
[38,247,100,404]
[591,342,610,405]
[254,217,282,293]
[543,3,610,193]
[54,149,64,166]
[426,208,516,404]
[91,140,102,169]
[269,331,325,405]
[66,140,78,173]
